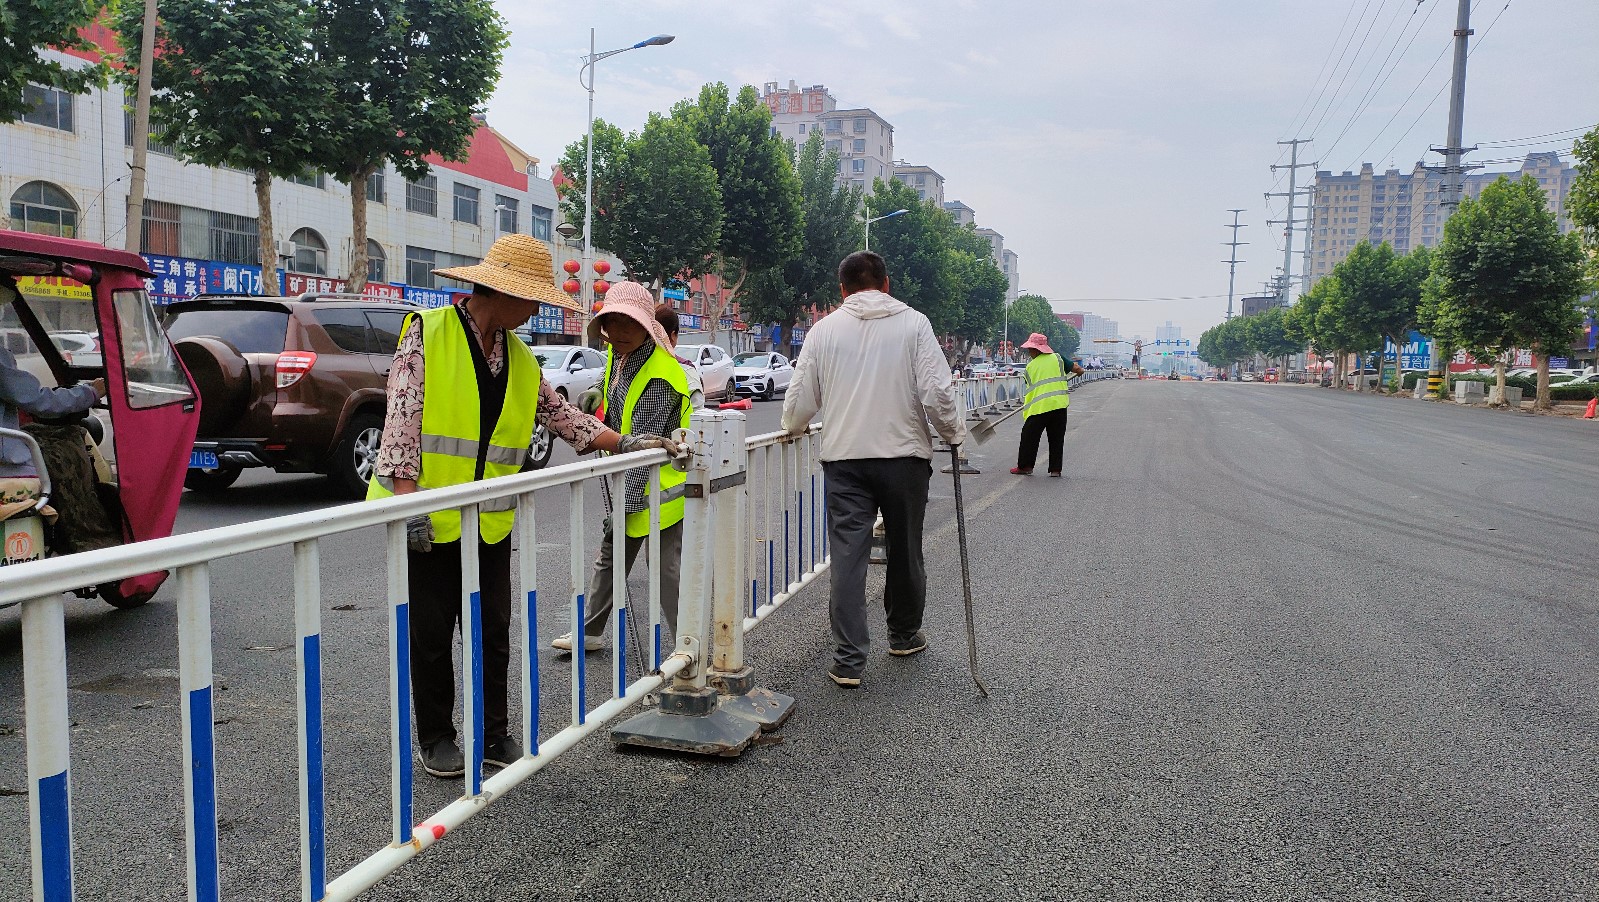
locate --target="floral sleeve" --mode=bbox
[537,380,607,453]
[374,317,424,480]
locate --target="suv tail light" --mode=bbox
[276,351,318,388]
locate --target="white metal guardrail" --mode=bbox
[2,410,826,902]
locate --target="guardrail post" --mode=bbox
[707,411,794,731]
[611,409,762,756]
[177,563,221,902]
[294,540,326,902]
[22,595,73,902]
[942,385,981,476]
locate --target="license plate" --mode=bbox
[3,517,44,565]
[190,449,220,469]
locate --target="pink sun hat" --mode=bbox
[586,281,675,358]
[1019,332,1053,355]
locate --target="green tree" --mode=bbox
[1379,245,1432,392]
[314,0,507,292]
[0,0,107,125]
[118,0,331,295]
[1005,294,1077,360]
[739,133,862,356]
[559,114,721,289]
[866,180,956,331]
[672,84,803,338]
[1431,175,1587,406]
[1245,306,1300,372]
[1569,126,1599,284]
[1319,241,1391,391]
[944,223,1008,363]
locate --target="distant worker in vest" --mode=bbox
[782,250,965,688]
[551,283,693,653]
[370,234,683,780]
[1010,332,1083,477]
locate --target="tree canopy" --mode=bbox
[1,0,106,125]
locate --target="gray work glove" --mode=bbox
[617,433,688,459]
[577,389,603,416]
[406,515,434,553]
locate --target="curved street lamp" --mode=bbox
[579,31,675,335]
[863,209,908,251]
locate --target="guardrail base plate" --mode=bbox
[612,687,762,757]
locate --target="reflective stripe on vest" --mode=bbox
[603,345,691,538]
[365,306,540,544]
[1024,353,1070,417]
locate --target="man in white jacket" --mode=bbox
[781,251,965,687]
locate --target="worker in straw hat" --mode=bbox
[369,234,684,779]
[1011,332,1083,477]
[551,281,693,653]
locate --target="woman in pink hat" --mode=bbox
[552,281,694,653]
[1011,332,1083,476]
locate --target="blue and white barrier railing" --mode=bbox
[0,410,828,901]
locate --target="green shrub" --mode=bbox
[1550,381,1599,401]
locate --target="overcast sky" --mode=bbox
[485,0,1598,341]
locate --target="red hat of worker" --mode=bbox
[1020,333,1053,355]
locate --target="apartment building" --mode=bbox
[892,164,945,205]
[944,200,977,227]
[1309,151,1579,284]
[1001,249,1019,304]
[761,81,896,193]
[761,80,836,146]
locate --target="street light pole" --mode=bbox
[579,30,674,339]
[863,208,908,252]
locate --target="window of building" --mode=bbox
[915,174,926,186]
[826,140,842,153]
[9,181,78,238]
[453,183,480,224]
[851,179,864,190]
[825,119,841,133]
[21,84,72,131]
[798,123,807,134]
[406,175,438,216]
[140,201,259,264]
[853,138,865,153]
[122,110,175,156]
[289,171,325,189]
[529,205,553,241]
[495,195,519,234]
[367,240,387,284]
[288,228,328,275]
[367,171,386,205]
[852,159,865,173]
[853,118,866,133]
[405,246,436,288]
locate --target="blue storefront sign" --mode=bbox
[531,303,567,334]
[680,313,703,331]
[403,286,460,309]
[1382,331,1431,370]
[663,287,687,302]
[142,254,210,303]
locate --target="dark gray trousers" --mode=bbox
[822,457,932,673]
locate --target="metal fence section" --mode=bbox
[2,409,830,902]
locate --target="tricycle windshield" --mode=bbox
[112,288,193,409]
[1,277,95,387]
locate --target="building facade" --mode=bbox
[1309,151,1579,284]
[892,164,945,205]
[1001,249,1019,305]
[944,200,976,227]
[760,81,895,193]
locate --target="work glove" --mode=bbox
[577,389,603,416]
[617,433,688,459]
[406,515,434,553]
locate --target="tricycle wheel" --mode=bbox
[184,466,242,493]
[98,582,156,609]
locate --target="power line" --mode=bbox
[1284,0,1365,136]
[1320,0,1444,164]
[1479,123,1597,147]
[1296,0,1383,139]
[1307,0,1396,143]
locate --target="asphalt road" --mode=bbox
[4,380,1599,900]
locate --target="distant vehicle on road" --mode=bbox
[732,351,792,400]
[675,343,734,403]
[1343,368,1381,389]
[1240,372,1256,382]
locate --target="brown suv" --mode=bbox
[163,293,419,497]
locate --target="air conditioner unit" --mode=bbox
[276,240,297,259]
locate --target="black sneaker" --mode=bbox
[828,664,862,687]
[483,736,524,770]
[419,739,464,779]
[888,631,928,657]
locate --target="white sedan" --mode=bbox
[529,344,606,401]
[732,351,793,400]
[675,343,734,403]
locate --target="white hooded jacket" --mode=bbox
[781,289,965,461]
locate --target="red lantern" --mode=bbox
[592,259,611,275]
[562,259,581,274]
[593,279,610,294]
[562,278,581,295]
[591,301,604,314]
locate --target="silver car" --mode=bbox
[675,343,734,403]
[732,351,792,400]
[524,344,606,469]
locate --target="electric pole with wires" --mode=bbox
[1424,0,1480,396]
[1268,138,1315,307]
[1223,209,1247,321]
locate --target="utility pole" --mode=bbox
[1424,0,1477,396]
[123,0,158,253]
[1268,138,1314,307]
[1223,209,1247,321]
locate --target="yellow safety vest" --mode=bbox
[602,345,691,538]
[367,305,540,544]
[1024,353,1071,417]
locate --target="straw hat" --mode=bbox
[432,234,578,309]
[586,281,675,358]
[1020,332,1053,355]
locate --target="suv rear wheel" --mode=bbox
[523,424,554,471]
[331,412,384,498]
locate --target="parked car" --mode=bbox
[1240,372,1256,382]
[732,351,792,400]
[48,330,102,368]
[1343,368,1381,389]
[675,343,734,403]
[164,293,557,498]
[527,344,605,401]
